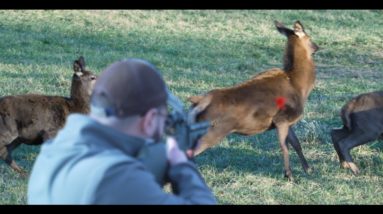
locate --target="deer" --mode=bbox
[331,91,383,175]
[0,56,97,176]
[188,21,319,181]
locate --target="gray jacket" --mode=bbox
[27,114,216,204]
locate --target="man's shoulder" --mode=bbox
[90,149,143,170]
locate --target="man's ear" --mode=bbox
[140,108,157,137]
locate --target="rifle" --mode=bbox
[137,90,210,186]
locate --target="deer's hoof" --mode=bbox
[284,171,294,182]
[340,161,350,169]
[303,165,313,174]
[19,171,28,179]
[286,175,294,182]
[348,162,360,175]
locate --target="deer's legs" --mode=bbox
[286,127,311,173]
[276,123,293,181]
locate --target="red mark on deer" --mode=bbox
[275,96,286,110]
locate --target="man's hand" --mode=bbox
[166,137,188,166]
[186,139,201,158]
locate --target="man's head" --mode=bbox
[90,58,168,141]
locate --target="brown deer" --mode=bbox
[188,21,319,181]
[0,56,97,175]
[331,91,383,175]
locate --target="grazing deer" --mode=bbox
[188,21,319,181]
[331,91,383,175]
[0,56,97,175]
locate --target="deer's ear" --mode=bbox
[293,20,306,38]
[275,21,294,37]
[73,61,81,72]
[78,56,86,69]
[73,56,86,72]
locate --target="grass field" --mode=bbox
[0,10,382,204]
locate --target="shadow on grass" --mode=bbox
[195,131,383,182]
[194,136,322,181]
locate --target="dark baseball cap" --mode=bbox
[91,58,168,118]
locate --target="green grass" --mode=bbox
[0,10,382,204]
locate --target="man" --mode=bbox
[27,58,217,204]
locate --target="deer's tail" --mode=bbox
[340,99,356,130]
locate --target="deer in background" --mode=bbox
[0,56,97,175]
[188,21,319,181]
[331,91,383,175]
